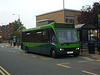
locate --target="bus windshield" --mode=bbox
[55,29,79,44]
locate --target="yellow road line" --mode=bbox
[0,70,5,75]
[57,64,71,68]
[78,61,88,63]
[81,57,94,61]
[0,66,11,75]
[82,70,98,75]
[40,57,53,60]
[22,53,28,56]
[60,62,70,65]
[96,60,100,61]
[31,55,37,57]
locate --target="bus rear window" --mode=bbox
[54,23,74,28]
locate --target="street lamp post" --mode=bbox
[13,14,21,47]
[13,14,20,20]
[13,14,20,27]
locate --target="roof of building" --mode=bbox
[75,24,85,29]
[36,9,81,17]
[75,24,97,29]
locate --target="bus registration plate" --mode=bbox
[67,51,73,54]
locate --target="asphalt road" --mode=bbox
[0,45,100,75]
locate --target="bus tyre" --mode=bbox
[25,47,29,53]
[73,53,79,57]
[51,49,57,58]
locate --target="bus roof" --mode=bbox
[22,23,54,32]
[22,22,74,32]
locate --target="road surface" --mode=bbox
[0,45,100,75]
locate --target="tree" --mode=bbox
[12,19,25,36]
[77,2,100,26]
[17,26,26,36]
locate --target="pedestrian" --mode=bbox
[11,40,12,46]
[17,38,20,48]
[13,38,16,47]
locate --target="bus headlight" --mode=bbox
[60,48,64,51]
[76,48,80,50]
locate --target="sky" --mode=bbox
[0,0,100,28]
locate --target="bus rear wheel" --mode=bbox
[51,49,57,58]
[25,47,29,53]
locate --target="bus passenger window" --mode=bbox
[41,30,48,43]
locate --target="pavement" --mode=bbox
[0,43,21,49]
[0,43,100,59]
[80,50,100,59]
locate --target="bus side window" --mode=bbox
[42,29,49,43]
[36,30,42,43]
[31,31,36,42]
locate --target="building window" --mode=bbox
[37,19,54,27]
[38,21,48,26]
[66,16,75,23]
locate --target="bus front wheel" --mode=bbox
[73,53,79,57]
[51,49,57,58]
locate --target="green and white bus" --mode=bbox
[21,23,80,57]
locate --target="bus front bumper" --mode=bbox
[56,49,80,56]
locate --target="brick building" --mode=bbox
[0,23,13,41]
[36,9,81,27]
[1,25,8,40]
[0,26,3,43]
[6,23,13,40]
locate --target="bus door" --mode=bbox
[49,28,57,46]
[51,29,57,44]
[42,28,57,54]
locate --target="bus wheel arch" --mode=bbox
[25,46,29,53]
[50,48,57,58]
